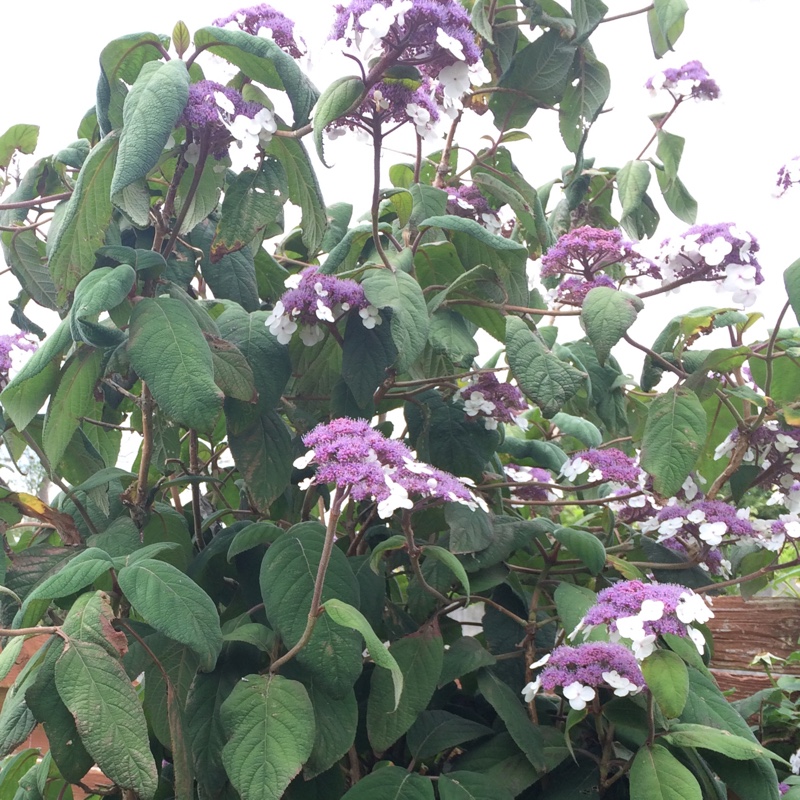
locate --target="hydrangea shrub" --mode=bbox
[0,1,799,799]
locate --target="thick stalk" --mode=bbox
[189,430,204,548]
[270,487,348,672]
[371,121,392,269]
[135,383,155,513]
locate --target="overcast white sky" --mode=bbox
[2,0,799,348]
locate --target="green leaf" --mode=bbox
[217,306,291,407]
[128,297,223,432]
[265,135,327,254]
[117,558,223,671]
[641,650,688,718]
[410,184,448,229]
[784,257,800,326]
[656,169,697,225]
[489,31,576,129]
[0,124,39,170]
[581,287,642,365]
[175,157,227,235]
[551,527,605,575]
[571,0,608,41]
[640,387,707,496]
[506,317,585,417]
[1,228,58,310]
[559,51,610,152]
[428,310,479,366]
[48,134,118,305]
[551,412,602,447]
[438,772,514,800]
[110,59,189,210]
[477,670,545,772]
[211,160,288,261]
[367,624,444,752]
[29,548,113,601]
[225,399,292,512]
[304,682,357,778]
[445,503,492,555]
[663,723,785,762]
[194,27,319,128]
[208,336,257,402]
[629,744,701,800]
[173,21,190,57]
[702,752,779,800]
[312,76,365,165]
[0,750,39,799]
[55,641,158,800]
[422,545,470,597]
[227,521,284,561]
[406,711,492,760]
[363,268,429,372]
[617,160,651,219]
[341,312,396,408]
[439,637,496,687]
[220,674,315,800]
[70,264,136,344]
[647,0,688,58]
[340,767,434,800]
[554,583,597,639]
[260,527,362,696]
[322,598,403,708]
[42,347,103,470]
[0,320,72,431]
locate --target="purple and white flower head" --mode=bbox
[559,448,642,487]
[213,5,305,57]
[265,268,381,345]
[504,465,561,503]
[0,332,37,390]
[446,185,501,233]
[454,373,528,431]
[330,0,481,76]
[714,422,800,489]
[521,643,645,710]
[645,60,720,101]
[180,81,269,159]
[572,580,714,658]
[655,223,763,307]
[776,157,800,197]
[752,515,800,552]
[790,747,800,775]
[294,417,487,517]
[643,499,755,547]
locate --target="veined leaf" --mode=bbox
[641,650,688,718]
[220,674,314,800]
[629,744,701,800]
[581,287,642,365]
[312,76,365,165]
[340,766,434,799]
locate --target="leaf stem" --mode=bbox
[270,487,348,673]
[0,192,72,210]
[189,430,204,549]
[135,383,155,515]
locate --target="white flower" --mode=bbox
[657,517,685,539]
[602,670,641,697]
[562,681,596,711]
[790,747,800,775]
[378,475,414,518]
[464,391,496,418]
[698,520,727,546]
[293,450,315,469]
[530,653,551,669]
[521,677,541,703]
[714,434,736,460]
[438,61,470,101]
[698,236,733,266]
[469,60,492,86]
[359,305,382,329]
[560,456,590,481]
[639,599,665,622]
[616,615,647,642]
[227,107,278,148]
[631,634,657,660]
[682,475,699,500]
[315,299,335,323]
[327,126,348,140]
[687,509,706,524]
[266,301,298,344]
[687,626,707,654]
[390,0,413,26]
[284,273,302,289]
[214,91,236,115]
[436,27,465,60]
[676,591,714,625]
[299,324,325,347]
[358,3,396,38]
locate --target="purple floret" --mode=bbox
[539,642,645,692]
[645,60,720,101]
[214,5,305,57]
[0,333,36,390]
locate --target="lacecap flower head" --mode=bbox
[294,417,487,518]
[646,60,720,101]
[572,580,714,659]
[454,372,528,431]
[646,499,755,547]
[521,643,645,711]
[214,4,305,57]
[559,448,642,486]
[0,332,37,390]
[265,268,381,346]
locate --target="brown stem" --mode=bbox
[370,121,392,269]
[694,555,800,594]
[270,488,348,673]
[433,111,462,189]
[189,430,204,548]
[600,3,654,22]
[0,625,60,637]
[135,383,155,512]
[0,192,72,210]
[163,137,210,259]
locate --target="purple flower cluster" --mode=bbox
[330,0,481,73]
[454,373,528,431]
[330,79,441,140]
[214,5,305,57]
[656,222,762,307]
[180,81,264,159]
[560,448,642,486]
[647,499,755,547]
[521,643,645,710]
[645,60,720,101]
[547,275,617,308]
[294,417,487,518]
[446,185,500,232]
[776,157,800,197]
[265,268,381,346]
[779,783,790,796]
[574,580,714,658]
[504,465,558,503]
[715,423,800,490]
[541,227,658,281]
[0,333,36,390]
